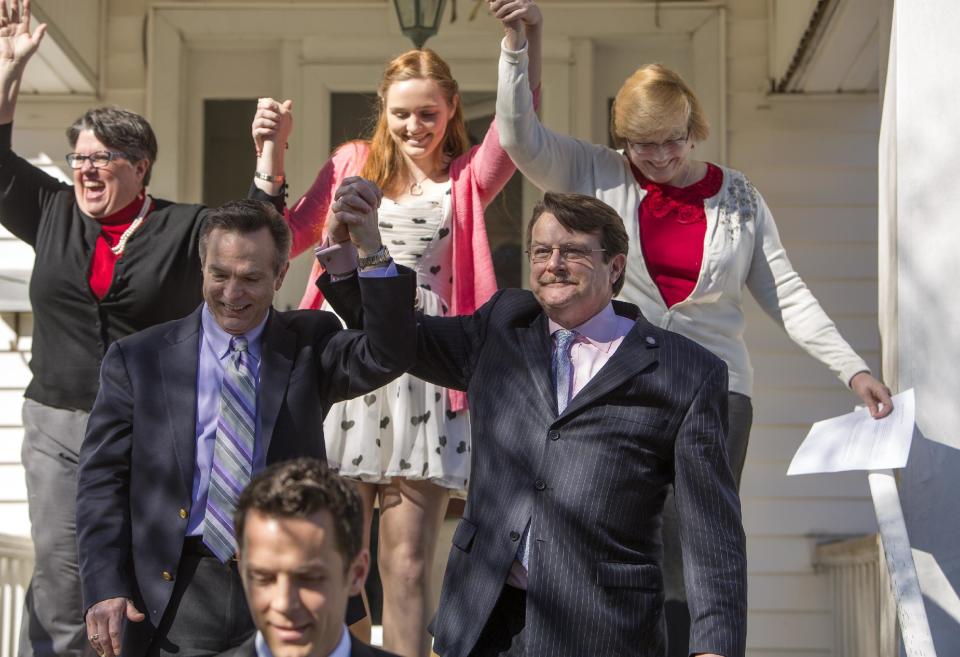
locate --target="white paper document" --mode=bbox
[787,388,915,475]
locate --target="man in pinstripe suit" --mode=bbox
[322,191,747,657]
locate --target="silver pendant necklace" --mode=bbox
[109,193,152,256]
[410,175,428,196]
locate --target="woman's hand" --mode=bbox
[489,0,542,34]
[251,97,293,155]
[0,0,46,73]
[332,176,384,257]
[850,371,894,419]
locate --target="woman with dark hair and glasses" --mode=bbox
[493,2,892,654]
[0,4,283,656]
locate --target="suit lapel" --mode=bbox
[259,310,295,461]
[159,307,203,494]
[515,314,557,414]
[559,314,660,421]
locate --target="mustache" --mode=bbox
[538,272,573,285]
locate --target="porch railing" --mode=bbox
[815,533,897,657]
[0,534,31,657]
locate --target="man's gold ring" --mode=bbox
[90,634,99,641]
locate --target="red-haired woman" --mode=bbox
[250,4,542,654]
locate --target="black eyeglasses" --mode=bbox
[65,151,130,169]
[526,244,606,264]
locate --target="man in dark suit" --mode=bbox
[77,187,414,657]
[216,457,398,657]
[322,191,747,657]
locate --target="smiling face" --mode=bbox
[240,510,369,657]
[529,212,626,328]
[384,78,456,168]
[624,126,695,186]
[201,227,288,336]
[72,130,148,219]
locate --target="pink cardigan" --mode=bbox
[286,119,518,411]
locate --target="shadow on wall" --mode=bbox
[899,433,960,652]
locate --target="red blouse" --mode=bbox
[633,163,723,308]
[88,191,153,300]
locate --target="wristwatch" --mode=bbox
[357,244,391,270]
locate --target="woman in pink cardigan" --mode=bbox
[250,5,542,654]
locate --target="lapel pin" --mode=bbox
[645,336,657,347]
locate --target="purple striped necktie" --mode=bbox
[203,335,256,562]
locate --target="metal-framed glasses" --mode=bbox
[626,133,689,157]
[526,244,606,264]
[65,151,130,169]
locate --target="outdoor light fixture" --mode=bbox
[393,0,448,49]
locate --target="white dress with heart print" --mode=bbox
[322,183,472,491]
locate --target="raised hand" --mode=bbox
[0,0,47,71]
[331,176,384,257]
[488,0,542,33]
[251,97,293,155]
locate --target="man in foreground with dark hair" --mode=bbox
[322,190,747,657]
[77,186,415,657]
[217,458,398,657]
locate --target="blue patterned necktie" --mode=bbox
[551,329,578,414]
[517,328,579,572]
[203,336,257,562]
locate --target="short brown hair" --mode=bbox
[526,192,629,294]
[199,199,292,276]
[611,63,709,148]
[67,107,159,185]
[234,458,363,569]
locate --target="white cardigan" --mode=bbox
[497,42,868,396]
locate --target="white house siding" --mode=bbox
[0,230,30,538]
[726,1,882,655]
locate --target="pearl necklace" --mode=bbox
[109,193,152,256]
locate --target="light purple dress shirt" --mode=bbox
[186,305,269,535]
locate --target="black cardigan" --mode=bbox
[0,123,278,411]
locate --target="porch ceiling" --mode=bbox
[775,0,880,93]
[19,0,98,96]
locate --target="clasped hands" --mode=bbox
[326,176,385,259]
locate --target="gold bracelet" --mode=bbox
[254,171,285,184]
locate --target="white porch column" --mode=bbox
[879,1,960,653]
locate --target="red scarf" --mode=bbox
[88,191,153,300]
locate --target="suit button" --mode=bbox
[510,531,520,541]
[178,508,188,519]
[548,430,559,441]
[162,571,173,582]
[535,479,546,491]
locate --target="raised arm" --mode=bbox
[446,2,544,207]
[491,0,541,91]
[251,97,292,197]
[314,177,417,400]
[0,0,46,124]
[493,0,611,195]
[0,0,68,245]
